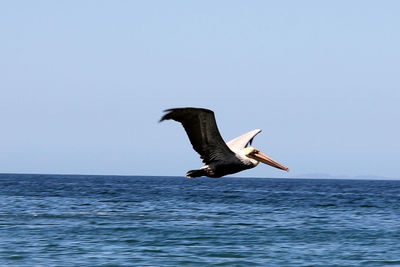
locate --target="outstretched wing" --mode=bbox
[226,129,262,153]
[160,107,236,164]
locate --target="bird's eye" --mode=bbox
[249,150,258,156]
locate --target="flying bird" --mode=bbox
[160,107,289,178]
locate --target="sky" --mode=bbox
[1,1,399,179]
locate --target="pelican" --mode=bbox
[160,107,289,178]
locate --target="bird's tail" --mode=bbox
[186,169,207,178]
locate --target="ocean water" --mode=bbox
[0,174,399,266]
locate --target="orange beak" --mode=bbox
[249,151,289,172]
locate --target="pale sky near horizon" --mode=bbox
[1,1,399,179]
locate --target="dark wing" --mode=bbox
[160,107,236,164]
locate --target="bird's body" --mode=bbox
[186,151,254,178]
[160,107,288,178]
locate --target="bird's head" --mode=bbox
[243,147,289,172]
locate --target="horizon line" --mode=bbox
[0,172,398,181]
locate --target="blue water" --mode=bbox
[0,174,399,266]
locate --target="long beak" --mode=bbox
[250,151,289,172]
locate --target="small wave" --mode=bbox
[361,260,400,265]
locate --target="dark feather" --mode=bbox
[247,137,254,147]
[160,107,236,164]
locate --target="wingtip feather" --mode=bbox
[159,107,213,123]
[159,108,176,122]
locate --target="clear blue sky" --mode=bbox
[1,1,399,178]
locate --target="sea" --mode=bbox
[0,174,399,267]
